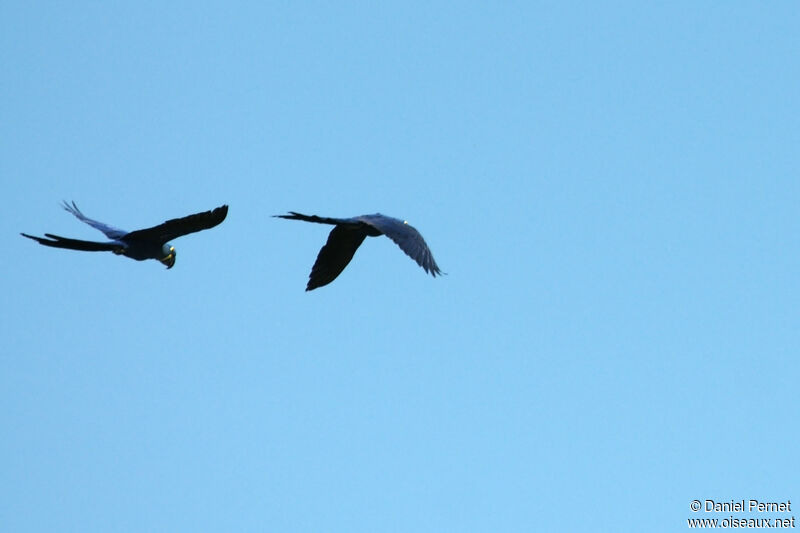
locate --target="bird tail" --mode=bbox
[21,233,123,252]
[273,212,343,225]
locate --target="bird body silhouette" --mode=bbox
[276,211,442,291]
[22,202,228,269]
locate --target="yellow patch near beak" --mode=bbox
[161,247,176,269]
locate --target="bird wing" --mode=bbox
[123,205,228,244]
[358,214,442,276]
[306,225,368,290]
[62,201,129,240]
[21,232,124,253]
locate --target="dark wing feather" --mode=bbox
[359,215,442,276]
[306,225,368,291]
[123,205,228,244]
[21,233,124,253]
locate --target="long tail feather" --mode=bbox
[274,212,347,226]
[21,233,122,253]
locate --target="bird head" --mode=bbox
[160,245,176,269]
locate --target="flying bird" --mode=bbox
[275,211,443,291]
[21,201,228,269]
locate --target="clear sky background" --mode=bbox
[1,2,798,532]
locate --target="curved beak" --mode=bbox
[160,247,176,269]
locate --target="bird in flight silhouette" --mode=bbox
[276,211,443,291]
[22,201,228,269]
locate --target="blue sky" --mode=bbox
[1,2,798,531]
